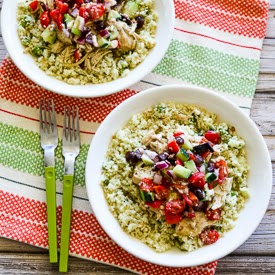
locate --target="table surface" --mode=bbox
[0,1,275,274]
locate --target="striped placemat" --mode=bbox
[0,0,269,274]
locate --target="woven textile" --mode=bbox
[0,0,269,274]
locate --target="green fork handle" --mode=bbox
[45,166,58,263]
[59,174,74,272]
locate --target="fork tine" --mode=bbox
[47,100,52,133]
[43,100,48,134]
[51,99,57,133]
[76,107,80,142]
[68,107,71,142]
[39,100,43,132]
[63,107,67,140]
[72,107,75,140]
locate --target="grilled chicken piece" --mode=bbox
[142,130,167,154]
[175,212,216,237]
[210,177,233,210]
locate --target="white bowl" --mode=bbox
[1,0,174,98]
[86,85,272,267]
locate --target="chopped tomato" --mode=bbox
[29,0,38,12]
[201,151,211,160]
[74,49,81,62]
[183,192,199,207]
[79,7,90,22]
[182,194,193,206]
[188,191,199,206]
[206,208,221,220]
[146,200,163,209]
[40,11,50,28]
[165,200,186,215]
[173,131,184,137]
[75,0,84,4]
[167,140,180,153]
[215,160,228,183]
[153,185,168,200]
[50,9,60,23]
[189,172,206,189]
[139,178,154,192]
[56,1,69,14]
[188,153,196,162]
[199,229,219,245]
[205,131,219,144]
[57,13,63,30]
[175,159,183,166]
[89,4,105,21]
[164,210,183,224]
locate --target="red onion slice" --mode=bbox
[99,29,110,38]
[156,161,170,170]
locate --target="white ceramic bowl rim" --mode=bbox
[85,85,272,267]
[1,0,175,97]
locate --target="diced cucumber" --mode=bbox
[184,160,197,172]
[71,16,83,36]
[123,1,139,18]
[182,137,193,150]
[139,190,154,202]
[141,154,154,166]
[176,148,190,162]
[173,165,192,179]
[109,27,119,40]
[108,10,121,20]
[64,13,74,29]
[97,36,110,48]
[41,26,57,44]
[32,46,43,56]
[205,172,217,183]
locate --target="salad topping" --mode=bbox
[126,129,231,245]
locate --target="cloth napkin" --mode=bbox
[0,0,269,274]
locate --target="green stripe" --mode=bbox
[0,123,89,186]
[153,39,260,97]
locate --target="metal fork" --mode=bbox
[59,106,80,272]
[39,99,58,263]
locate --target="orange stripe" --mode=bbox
[174,0,268,38]
[189,0,268,19]
[0,190,217,274]
[0,59,137,124]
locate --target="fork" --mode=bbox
[59,106,80,272]
[39,99,58,263]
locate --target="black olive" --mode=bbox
[175,136,184,145]
[193,201,208,212]
[120,14,132,25]
[64,0,75,7]
[193,188,205,200]
[125,151,139,164]
[193,142,214,155]
[194,154,204,166]
[135,15,145,29]
[167,154,176,165]
[95,21,106,31]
